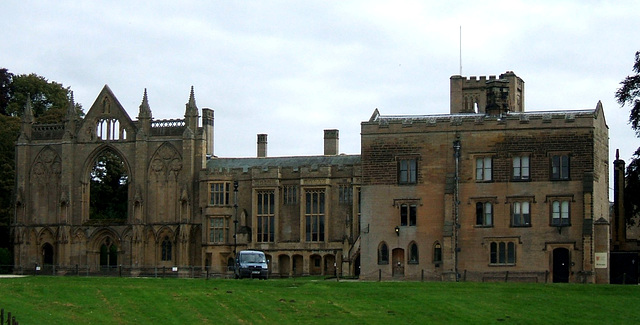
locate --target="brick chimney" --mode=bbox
[257,134,267,158]
[324,129,339,156]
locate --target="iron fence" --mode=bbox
[1,308,19,325]
[0,264,236,279]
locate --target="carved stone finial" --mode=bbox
[67,91,76,117]
[185,86,198,117]
[23,94,34,123]
[138,88,152,119]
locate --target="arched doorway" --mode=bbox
[100,238,118,270]
[392,248,404,277]
[279,255,291,277]
[324,254,336,276]
[354,254,360,277]
[553,248,570,283]
[292,255,303,276]
[42,243,54,265]
[227,257,234,273]
[310,254,322,275]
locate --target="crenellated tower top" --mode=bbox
[450,71,524,116]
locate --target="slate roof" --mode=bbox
[206,154,361,170]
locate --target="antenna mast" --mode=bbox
[459,25,462,75]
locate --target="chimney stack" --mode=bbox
[324,129,339,156]
[202,108,214,157]
[257,134,268,158]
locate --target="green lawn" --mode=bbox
[0,276,638,324]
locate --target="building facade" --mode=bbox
[359,73,610,283]
[13,86,210,275]
[13,71,611,282]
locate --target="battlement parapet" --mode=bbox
[32,123,65,140]
[363,110,597,134]
[150,118,186,136]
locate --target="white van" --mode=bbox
[234,250,269,279]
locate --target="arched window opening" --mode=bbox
[378,242,389,265]
[409,242,419,264]
[90,149,128,221]
[433,242,442,263]
[97,119,124,140]
[100,238,117,268]
[161,236,172,261]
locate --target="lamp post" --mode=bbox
[233,181,238,257]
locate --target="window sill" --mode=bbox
[511,178,531,182]
[489,263,516,267]
[474,225,493,228]
[510,224,531,228]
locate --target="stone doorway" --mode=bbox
[392,248,404,277]
[553,248,570,283]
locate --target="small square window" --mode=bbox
[551,155,570,180]
[476,202,493,226]
[400,204,417,226]
[551,200,570,226]
[398,159,417,184]
[476,157,493,181]
[512,201,531,227]
[513,156,530,180]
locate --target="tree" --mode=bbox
[0,68,12,116]
[90,150,129,221]
[6,72,82,122]
[616,51,640,223]
[0,69,83,254]
[0,114,20,250]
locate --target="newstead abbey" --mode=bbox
[13,71,622,283]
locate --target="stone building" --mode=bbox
[13,86,210,275]
[200,133,361,277]
[359,72,610,283]
[12,84,362,277]
[13,71,610,282]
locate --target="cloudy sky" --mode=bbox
[2,1,639,172]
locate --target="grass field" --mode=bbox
[1,276,639,324]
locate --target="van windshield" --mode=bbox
[241,253,266,263]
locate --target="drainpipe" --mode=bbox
[453,139,461,282]
[233,181,239,257]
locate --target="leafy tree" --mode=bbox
[625,149,640,224]
[6,73,82,122]
[0,69,83,252]
[616,51,640,223]
[90,150,129,221]
[0,68,12,116]
[0,115,20,250]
